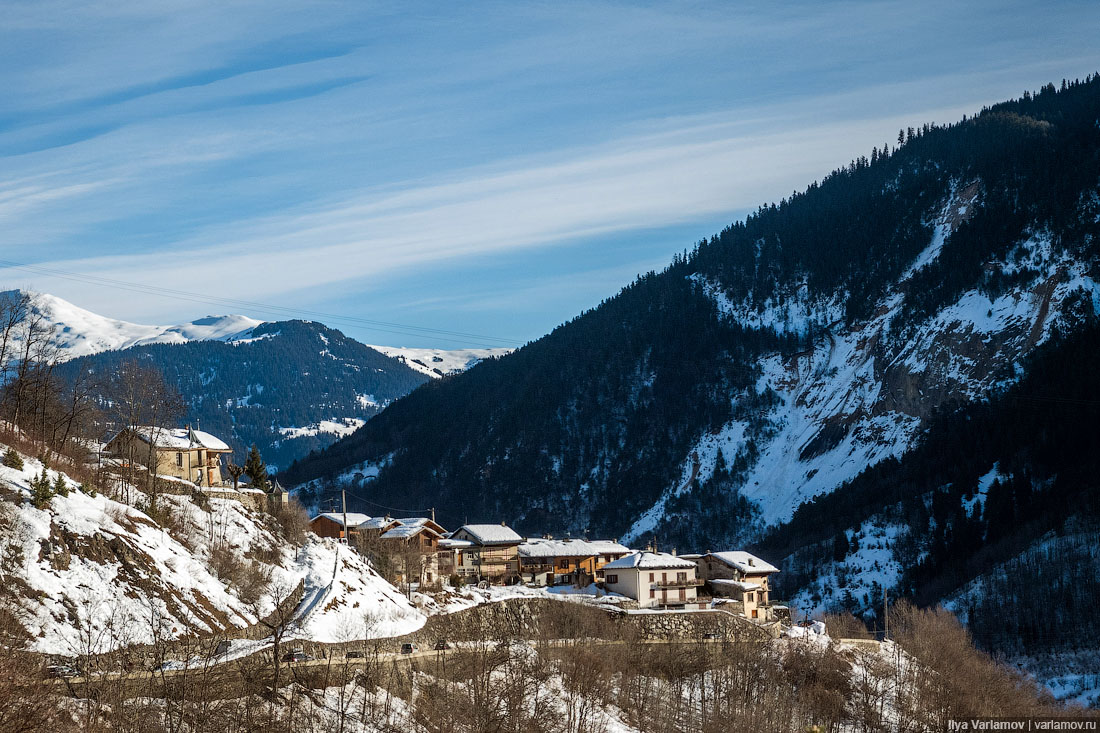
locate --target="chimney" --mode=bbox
[501,521,506,526]
[748,557,755,567]
[671,547,677,557]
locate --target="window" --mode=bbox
[649,572,654,582]
[176,452,183,467]
[679,588,686,601]
[752,609,758,619]
[649,589,655,599]
[676,572,687,582]
[559,560,569,569]
[606,574,618,584]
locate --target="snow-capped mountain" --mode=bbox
[367,345,513,378]
[3,289,263,360]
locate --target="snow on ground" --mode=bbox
[4,289,262,361]
[367,345,513,378]
[655,194,1100,534]
[0,441,420,655]
[278,418,367,440]
[789,519,906,618]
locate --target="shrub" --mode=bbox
[1,448,23,471]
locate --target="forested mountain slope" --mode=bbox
[57,321,430,470]
[286,78,1100,560]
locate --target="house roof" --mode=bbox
[359,516,394,530]
[438,538,473,549]
[711,578,762,592]
[517,538,631,558]
[114,426,231,452]
[380,524,442,540]
[454,524,523,545]
[706,551,779,575]
[311,512,372,528]
[603,551,696,570]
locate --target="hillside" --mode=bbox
[55,320,430,470]
[0,441,424,656]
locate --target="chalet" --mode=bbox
[517,538,631,586]
[683,551,779,620]
[450,523,523,583]
[602,551,705,609]
[309,512,372,540]
[378,517,447,550]
[379,517,448,585]
[104,426,232,487]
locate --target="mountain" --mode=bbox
[366,345,514,378]
[283,78,1100,693]
[3,290,263,359]
[55,320,431,471]
[11,290,507,469]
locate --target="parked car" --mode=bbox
[434,639,451,651]
[345,650,366,659]
[46,664,80,679]
[282,649,313,663]
[400,643,419,654]
[702,632,721,641]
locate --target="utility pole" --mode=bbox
[342,489,349,545]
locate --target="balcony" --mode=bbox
[650,578,704,589]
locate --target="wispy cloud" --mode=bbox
[1,0,1098,340]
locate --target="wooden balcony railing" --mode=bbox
[651,578,704,589]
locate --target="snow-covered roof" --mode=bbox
[454,524,523,545]
[116,426,231,452]
[311,512,372,528]
[603,551,696,570]
[710,578,762,592]
[380,523,441,540]
[518,538,631,558]
[438,538,473,549]
[705,551,779,574]
[360,516,394,530]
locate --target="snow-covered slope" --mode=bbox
[367,345,513,378]
[626,181,1100,542]
[0,443,424,655]
[4,289,263,361]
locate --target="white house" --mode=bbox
[601,551,704,609]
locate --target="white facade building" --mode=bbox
[602,551,703,609]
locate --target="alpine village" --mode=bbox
[2,4,1100,732]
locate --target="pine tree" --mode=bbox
[832,531,850,563]
[30,469,54,509]
[244,445,269,492]
[52,473,69,498]
[1,447,23,470]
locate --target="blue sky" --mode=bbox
[2,1,1098,348]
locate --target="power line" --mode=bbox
[0,258,522,348]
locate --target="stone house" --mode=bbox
[683,551,779,620]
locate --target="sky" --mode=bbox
[2,1,1099,349]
